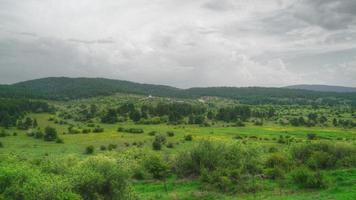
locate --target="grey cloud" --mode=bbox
[0,0,355,87]
[292,0,356,30]
[67,38,115,44]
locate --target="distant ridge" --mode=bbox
[0,77,355,105]
[285,84,356,93]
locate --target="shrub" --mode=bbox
[291,166,327,189]
[118,127,144,134]
[166,131,175,137]
[184,134,193,141]
[143,155,169,180]
[55,138,64,144]
[85,145,94,154]
[265,167,285,180]
[0,162,80,200]
[291,142,356,169]
[166,142,174,148]
[265,153,290,170]
[92,126,104,133]
[12,132,17,136]
[34,130,44,139]
[71,155,136,200]
[148,131,156,136]
[0,141,3,148]
[235,120,245,127]
[0,130,8,137]
[307,133,317,140]
[100,145,107,151]
[152,139,162,151]
[82,129,91,134]
[108,144,118,151]
[44,126,57,141]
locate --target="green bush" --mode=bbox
[71,155,136,200]
[291,142,356,169]
[85,145,94,154]
[265,153,290,170]
[291,166,327,189]
[44,126,57,141]
[108,144,118,151]
[0,141,3,148]
[152,139,162,151]
[143,155,169,180]
[55,138,64,144]
[166,131,175,137]
[184,134,193,141]
[92,126,104,133]
[148,131,156,136]
[0,163,80,200]
[0,130,8,137]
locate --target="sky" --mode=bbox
[0,0,355,88]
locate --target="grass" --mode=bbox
[1,111,355,200]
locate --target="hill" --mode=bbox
[285,84,356,93]
[0,77,355,105]
[6,77,187,100]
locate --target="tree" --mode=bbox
[101,109,118,124]
[333,118,338,127]
[33,119,38,128]
[129,109,141,122]
[144,155,170,191]
[44,126,57,141]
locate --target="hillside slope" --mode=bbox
[0,77,355,105]
[286,84,356,93]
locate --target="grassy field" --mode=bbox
[1,112,356,199]
[1,93,356,200]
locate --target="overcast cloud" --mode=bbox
[0,0,355,88]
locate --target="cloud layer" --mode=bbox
[0,0,355,87]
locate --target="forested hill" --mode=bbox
[0,77,355,105]
[286,84,356,93]
[2,77,186,100]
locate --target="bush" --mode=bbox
[71,155,136,200]
[265,167,285,180]
[100,145,107,151]
[85,145,94,154]
[118,127,144,134]
[34,130,44,139]
[291,166,327,189]
[44,126,57,141]
[166,131,175,137]
[152,140,162,151]
[82,129,91,134]
[307,133,317,140]
[291,142,356,169]
[92,126,104,133]
[184,134,193,141]
[0,141,3,148]
[0,130,8,137]
[166,142,174,148]
[265,153,290,170]
[55,138,64,144]
[143,155,169,180]
[148,131,156,136]
[0,162,80,200]
[152,134,166,151]
[108,144,118,151]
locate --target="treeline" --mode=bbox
[101,102,207,124]
[0,99,52,128]
[1,77,355,105]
